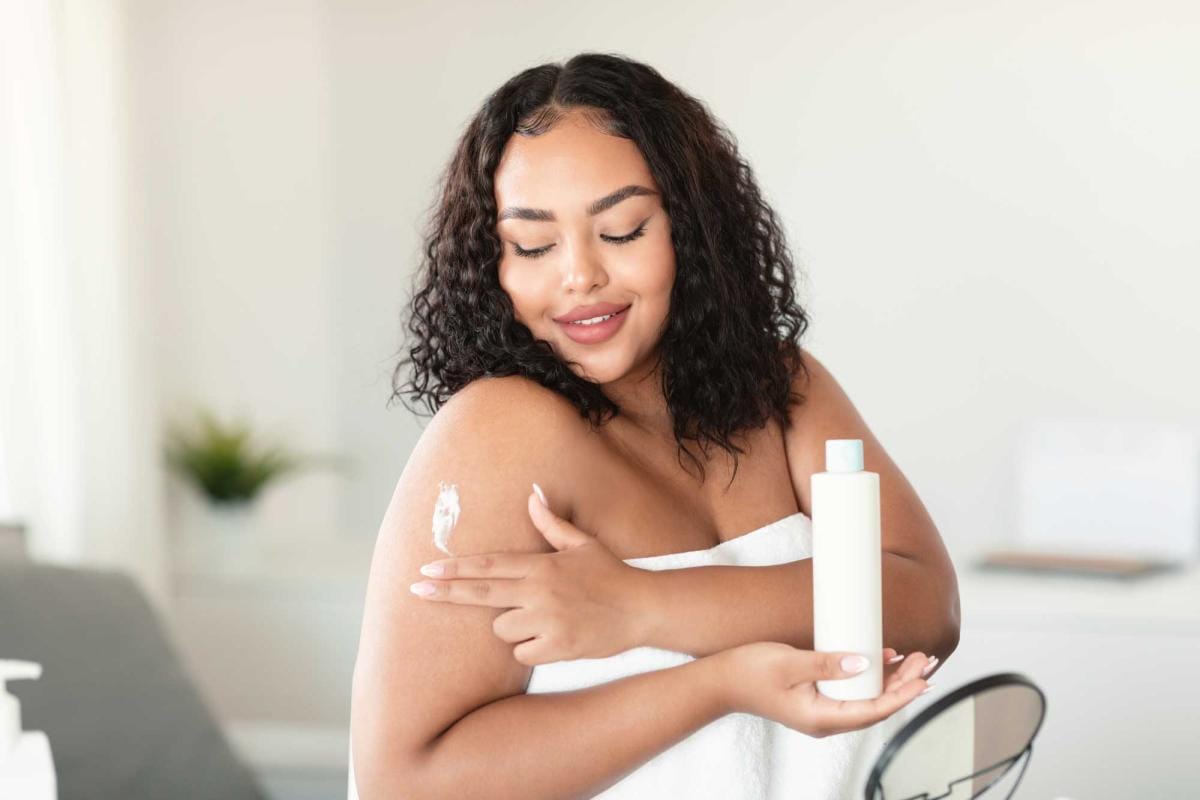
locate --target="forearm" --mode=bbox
[395,655,729,800]
[637,553,959,660]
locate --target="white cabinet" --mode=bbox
[934,563,1200,798]
[163,534,373,793]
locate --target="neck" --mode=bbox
[601,352,674,440]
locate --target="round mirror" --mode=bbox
[865,673,1047,800]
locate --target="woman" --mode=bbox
[349,52,960,799]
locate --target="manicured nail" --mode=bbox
[920,683,935,695]
[410,582,436,596]
[887,654,905,664]
[922,656,939,678]
[532,483,549,508]
[841,655,869,674]
[419,563,444,577]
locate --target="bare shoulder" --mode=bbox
[349,375,592,793]
[780,347,888,514]
[781,346,866,430]
[780,347,948,561]
[441,373,587,435]
[416,375,592,526]
[368,374,592,607]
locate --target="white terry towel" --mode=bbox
[348,511,911,799]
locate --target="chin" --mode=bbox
[565,353,630,385]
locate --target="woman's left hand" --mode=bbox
[410,485,651,666]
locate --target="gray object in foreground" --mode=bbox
[0,562,267,800]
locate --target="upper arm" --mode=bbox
[349,376,587,795]
[781,347,959,624]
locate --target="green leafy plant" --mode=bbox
[164,409,329,504]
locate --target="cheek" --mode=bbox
[499,260,544,327]
[644,239,676,295]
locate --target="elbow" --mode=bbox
[938,606,961,662]
[934,575,962,663]
[352,741,436,800]
[885,551,961,661]
[905,554,961,663]
[354,764,430,800]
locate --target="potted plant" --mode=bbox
[164,409,336,573]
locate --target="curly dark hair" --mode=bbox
[390,51,814,486]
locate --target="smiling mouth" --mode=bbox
[564,306,629,325]
[555,303,631,344]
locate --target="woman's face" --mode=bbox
[495,112,675,385]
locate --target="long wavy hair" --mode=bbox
[391,52,813,486]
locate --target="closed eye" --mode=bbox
[511,221,649,259]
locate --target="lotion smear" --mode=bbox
[432,481,461,555]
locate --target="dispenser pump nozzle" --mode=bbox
[0,660,42,687]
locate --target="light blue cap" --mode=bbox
[825,439,864,472]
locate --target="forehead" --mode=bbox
[494,116,655,211]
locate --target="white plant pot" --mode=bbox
[176,493,262,576]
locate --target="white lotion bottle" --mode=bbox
[812,439,883,700]
[0,659,57,800]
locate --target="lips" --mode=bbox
[556,304,630,345]
[553,301,631,323]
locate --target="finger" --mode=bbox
[419,551,540,580]
[921,654,940,678]
[784,651,871,688]
[884,667,906,693]
[410,577,524,608]
[814,650,920,691]
[820,651,874,681]
[878,647,904,685]
[901,652,932,681]
[528,490,594,550]
[888,652,925,684]
[885,652,931,692]
[512,636,554,667]
[812,673,929,733]
[492,607,543,644]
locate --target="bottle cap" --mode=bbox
[825,439,864,472]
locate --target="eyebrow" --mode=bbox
[497,184,659,222]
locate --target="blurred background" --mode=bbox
[1,0,1197,798]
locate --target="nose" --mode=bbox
[559,236,608,294]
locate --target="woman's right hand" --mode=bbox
[715,642,932,738]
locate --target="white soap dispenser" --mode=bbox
[812,439,884,700]
[0,659,57,800]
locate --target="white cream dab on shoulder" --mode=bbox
[432,481,461,555]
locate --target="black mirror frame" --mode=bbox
[864,672,1048,800]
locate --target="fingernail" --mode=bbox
[922,656,939,678]
[920,683,935,695]
[886,654,905,664]
[410,581,436,596]
[841,655,869,674]
[532,483,549,508]
[419,563,444,577]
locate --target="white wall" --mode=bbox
[2,0,169,603]
[323,0,1200,561]
[128,0,343,539]
[128,0,1200,560]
